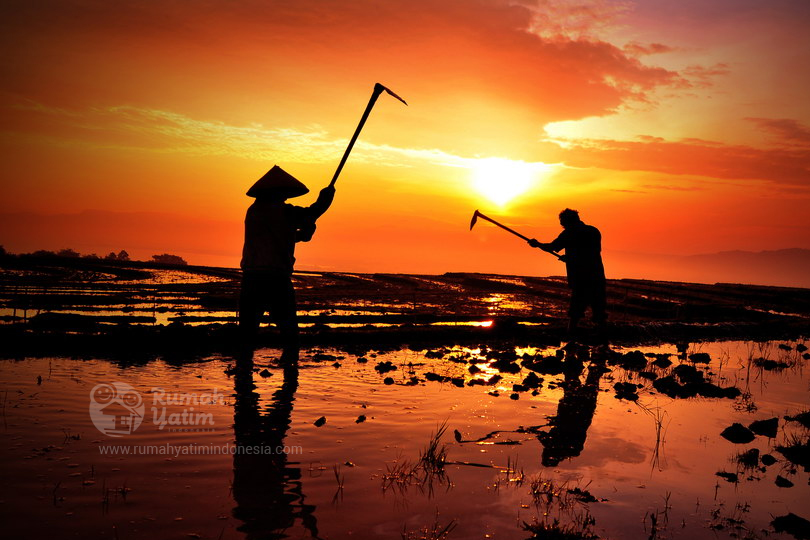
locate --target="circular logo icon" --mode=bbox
[89,382,145,437]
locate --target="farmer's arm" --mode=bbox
[528,231,565,252]
[547,232,565,253]
[307,186,336,219]
[291,186,336,242]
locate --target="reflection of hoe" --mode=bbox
[328,83,408,188]
[469,209,563,261]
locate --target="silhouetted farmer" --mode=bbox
[239,165,335,365]
[529,209,606,334]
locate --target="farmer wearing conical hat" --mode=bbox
[239,166,335,365]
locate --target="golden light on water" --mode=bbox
[470,158,552,206]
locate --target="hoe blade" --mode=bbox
[469,210,481,230]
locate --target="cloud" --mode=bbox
[10,98,808,193]
[7,100,564,183]
[4,0,789,190]
[525,0,634,41]
[681,63,731,88]
[543,135,810,186]
[100,106,348,163]
[255,0,687,124]
[623,42,676,56]
[6,101,345,162]
[640,183,704,192]
[0,0,688,145]
[746,117,810,146]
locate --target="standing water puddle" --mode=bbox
[1,340,808,539]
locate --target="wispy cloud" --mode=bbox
[541,133,810,187]
[7,101,559,176]
[623,42,676,56]
[13,100,806,190]
[99,105,347,163]
[525,0,634,41]
[681,63,731,88]
[746,117,810,147]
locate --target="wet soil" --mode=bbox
[1,257,809,359]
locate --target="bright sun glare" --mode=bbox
[471,158,550,206]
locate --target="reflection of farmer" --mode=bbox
[529,209,606,335]
[538,350,605,467]
[232,366,318,538]
[239,166,335,364]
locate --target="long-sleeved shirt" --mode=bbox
[547,222,605,288]
[240,191,333,274]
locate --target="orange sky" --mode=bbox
[1,0,809,284]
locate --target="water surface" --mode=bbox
[1,340,808,539]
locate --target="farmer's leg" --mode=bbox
[267,273,300,366]
[238,272,268,368]
[568,286,586,336]
[590,281,607,324]
[590,281,608,343]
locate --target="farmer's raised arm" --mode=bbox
[307,185,335,219]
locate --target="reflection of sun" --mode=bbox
[471,158,551,206]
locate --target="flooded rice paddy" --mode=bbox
[0,266,562,328]
[2,340,808,539]
[6,261,809,334]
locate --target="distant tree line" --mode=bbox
[0,245,188,266]
[105,250,131,261]
[150,253,188,265]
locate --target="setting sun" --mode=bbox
[471,158,551,206]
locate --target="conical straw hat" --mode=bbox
[246,165,310,198]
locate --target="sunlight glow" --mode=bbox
[470,158,551,206]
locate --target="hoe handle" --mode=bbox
[474,211,530,241]
[329,84,385,188]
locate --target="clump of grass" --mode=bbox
[707,501,756,538]
[530,475,571,510]
[492,455,527,492]
[62,428,81,443]
[775,433,810,470]
[419,421,449,475]
[402,510,457,540]
[644,492,673,540]
[735,448,760,470]
[527,474,601,517]
[382,456,418,493]
[733,390,758,413]
[522,517,599,539]
[636,402,670,471]
[752,357,790,371]
[332,463,345,504]
[101,479,131,513]
[52,481,63,506]
[333,463,345,488]
[504,455,525,486]
[381,422,452,496]
[785,410,810,429]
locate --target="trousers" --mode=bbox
[238,271,299,350]
[569,281,607,323]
